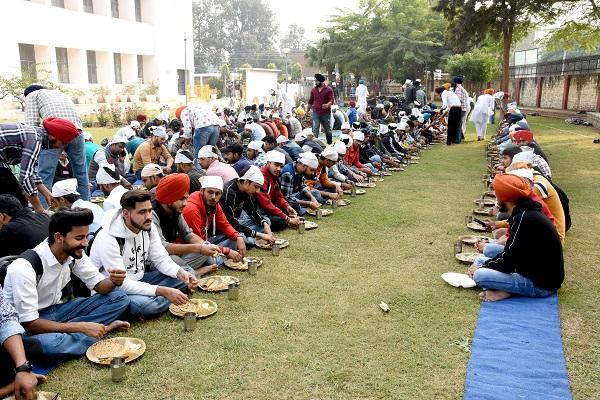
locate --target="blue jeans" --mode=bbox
[473,268,556,298]
[311,111,332,144]
[38,134,90,207]
[193,125,219,166]
[238,211,268,246]
[483,243,504,258]
[23,291,129,362]
[126,268,192,319]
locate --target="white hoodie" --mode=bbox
[90,208,182,297]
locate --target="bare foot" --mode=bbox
[196,264,218,278]
[106,320,130,333]
[479,290,512,302]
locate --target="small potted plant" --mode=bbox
[141,81,159,102]
[91,86,112,103]
[72,89,86,104]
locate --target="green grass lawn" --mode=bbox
[42,117,599,399]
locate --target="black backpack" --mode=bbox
[550,181,572,232]
[0,249,90,299]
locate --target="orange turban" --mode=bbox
[493,174,531,203]
[442,83,451,90]
[175,106,187,120]
[484,88,495,95]
[155,173,190,204]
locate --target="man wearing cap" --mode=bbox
[310,147,344,201]
[174,149,205,194]
[151,174,222,276]
[344,130,374,175]
[512,130,549,163]
[222,144,252,175]
[197,145,239,184]
[256,151,300,231]
[307,74,335,145]
[83,131,100,169]
[51,178,104,234]
[0,194,49,257]
[88,134,133,191]
[220,165,275,245]
[24,85,90,206]
[140,163,165,194]
[329,141,363,187]
[243,119,267,142]
[246,140,266,167]
[121,126,145,156]
[278,135,303,161]
[356,80,369,113]
[468,174,564,302]
[90,190,198,319]
[287,112,303,136]
[132,126,174,178]
[279,152,321,215]
[183,176,245,260]
[142,112,168,138]
[295,129,324,155]
[0,118,79,212]
[96,165,129,211]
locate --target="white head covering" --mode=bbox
[375,103,384,109]
[240,165,264,185]
[341,122,351,130]
[198,145,217,159]
[276,135,289,144]
[52,178,79,197]
[200,175,223,191]
[405,79,412,85]
[151,126,167,138]
[398,122,409,131]
[217,118,226,127]
[378,125,389,135]
[116,127,135,140]
[321,146,338,161]
[331,104,339,111]
[130,121,141,129]
[96,164,121,184]
[247,140,264,153]
[82,131,93,141]
[353,130,365,141]
[298,151,318,169]
[174,149,194,164]
[295,131,308,142]
[333,141,347,155]
[302,127,315,138]
[265,150,285,164]
[507,168,534,182]
[338,133,353,148]
[155,111,169,121]
[140,163,163,177]
[108,134,127,146]
[301,144,312,153]
[512,150,535,165]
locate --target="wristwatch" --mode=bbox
[15,361,33,374]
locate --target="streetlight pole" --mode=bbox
[184,32,188,105]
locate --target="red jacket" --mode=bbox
[344,144,364,168]
[182,191,240,242]
[256,166,290,220]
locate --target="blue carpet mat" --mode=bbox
[464,293,572,400]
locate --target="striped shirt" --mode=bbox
[454,85,469,111]
[25,89,82,129]
[0,123,43,196]
[180,105,221,137]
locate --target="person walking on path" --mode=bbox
[307,74,335,145]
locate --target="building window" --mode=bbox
[137,55,144,83]
[56,47,69,83]
[111,0,119,18]
[114,53,122,84]
[87,50,98,84]
[51,0,65,7]
[177,69,186,95]
[83,0,93,13]
[18,43,36,79]
[135,0,142,22]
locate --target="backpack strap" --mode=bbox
[86,227,126,256]
[19,249,44,284]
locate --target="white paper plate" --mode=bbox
[441,272,476,288]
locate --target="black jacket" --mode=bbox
[0,208,49,257]
[220,178,268,238]
[483,198,564,291]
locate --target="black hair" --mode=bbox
[222,144,244,155]
[168,119,183,132]
[120,189,151,210]
[238,164,252,178]
[434,87,445,94]
[501,144,522,158]
[0,194,24,217]
[63,193,81,204]
[262,135,277,145]
[48,207,94,245]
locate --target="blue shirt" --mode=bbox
[85,141,101,169]
[282,143,303,161]
[126,136,145,156]
[347,107,357,124]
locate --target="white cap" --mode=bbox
[333,141,347,155]
[338,133,353,148]
[96,164,121,184]
[331,104,338,111]
[217,118,226,127]
[298,151,318,169]
[108,134,127,146]
[405,79,412,85]
[378,125,389,135]
[240,165,264,185]
[321,146,338,161]
[417,115,424,123]
[244,124,253,131]
[248,140,264,153]
[174,149,194,164]
[301,145,312,153]
[265,150,285,164]
[295,131,308,142]
[52,178,79,197]
[398,122,409,131]
[118,127,136,139]
[150,126,167,138]
[353,130,365,141]
[302,127,315,137]
[198,145,217,159]
[512,150,535,165]
[341,122,351,130]
[130,121,141,129]
[155,111,169,121]
[83,131,93,141]
[375,103,384,109]
[276,135,289,144]
[507,168,533,182]
[141,163,163,177]
[200,175,223,191]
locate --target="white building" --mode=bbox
[0,0,193,106]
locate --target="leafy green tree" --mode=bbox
[291,63,303,81]
[540,1,600,53]
[267,63,277,70]
[446,50,501,90]
[0,64,66,111]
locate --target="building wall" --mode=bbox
[0,0,193,107]
[540,76,565,109]
[244,69,280,105]
[567,75,599,111]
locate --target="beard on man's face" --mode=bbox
[64,243,86,259]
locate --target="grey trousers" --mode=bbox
[170,253,213,269]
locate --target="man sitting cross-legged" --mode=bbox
[279,152,321,215]
[51,178,104,235]
[256,151,301,231]
[89,190,198,320]
[2,208,130,363]
[151,173,221,277]
[468,174,564,302]
[96,164,129,211]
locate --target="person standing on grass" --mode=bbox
[179,105,222,160]
[355,80,369,113]
[470,89,496,141]
[24,85,91,206]
[435,86,461,146]
[468,174,564,302]
[307,73,335,145]
[452,76,469,142]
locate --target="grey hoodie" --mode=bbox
[90,208,181,297]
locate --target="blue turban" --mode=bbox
[452,75,464,84]
[509,113,523,123]
[24,84,46,97]
[358,79,365,85]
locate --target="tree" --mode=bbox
[291,63,303,81]
[435,0,564,92]
[267,63,277,69]
[0,64,65,111]
[280,24,306,52]
[540,1,600,53]
[446,50,501,91]
[192,0,281,72]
